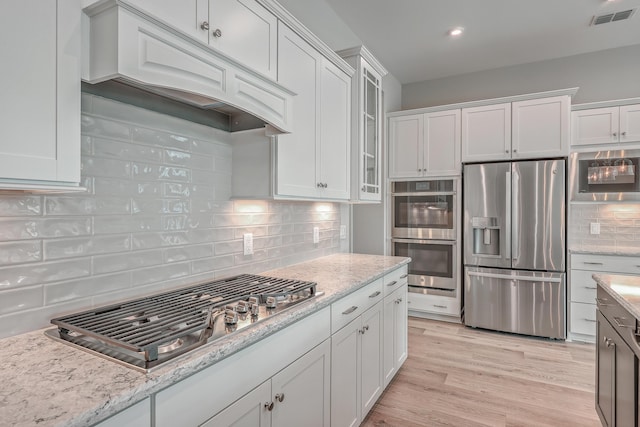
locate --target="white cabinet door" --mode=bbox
[202,381,271,427]
[275,23,319,198]
[209,0,277,80]
[0,0,80,185]
[389,114,423,179]
[383,284,408,388]
[512,95,569,159]
[94,398,151,427]
[571,107,619,146]
[424,109,461,176]
[620,104,640,143]
[360,302,383,418]
[331,318,360,427]
[127,0,208,43]
[272,340,331,427]
[461,103,511,163]
[318,58,351,200]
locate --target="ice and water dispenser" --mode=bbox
[471,217,500,256]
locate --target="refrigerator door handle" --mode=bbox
[512,168,520,261]
[504,171,511,260]
[467,270,563,283]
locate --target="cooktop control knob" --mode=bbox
[248,297,259,317]
[266,296,277,309]
[236,300,249,313]
[224,309,238,325]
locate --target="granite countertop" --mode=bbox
[570,247,640,257]
[593,273,640,320]
[0,253,409,427]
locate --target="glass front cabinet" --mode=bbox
[339,46,388,202]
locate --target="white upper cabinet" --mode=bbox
[128,0,277,79]
[572,103,640,146]
[511,95,569,159]
[463,94,570,162]
[0,0,82,191]
[461,103,512,162]
[339,46,388,202]
[389,109,460,178]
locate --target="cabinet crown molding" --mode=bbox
[572,97,640,111]
[388,87,579,117]
[336,45,388,77]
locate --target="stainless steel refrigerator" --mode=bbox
[463,159,566,339]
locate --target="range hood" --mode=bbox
[82,0,294,134]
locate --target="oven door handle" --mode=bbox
[392,238,456,245]
[391,191,456,196]
[467,270,562,283]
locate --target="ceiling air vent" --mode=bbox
[591,8,636,25]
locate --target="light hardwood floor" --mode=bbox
[364,317,601,427]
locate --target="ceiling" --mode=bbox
[324,0,640,84]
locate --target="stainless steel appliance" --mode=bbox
[392,179,459,293]
[570,149,640,202]
[463,159,566,339]
[45,274,320,372]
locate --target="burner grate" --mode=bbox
[51,274,316,360]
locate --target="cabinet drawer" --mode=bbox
[383,266,408,297]
[570,269,599,304]
[331,278,383,333]
[570,302,597,337]
[597,286,637,333]
[571,254,640,275]
[407,292,459,316]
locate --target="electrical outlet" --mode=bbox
[590,222,600,235]
[243,233,253,255]
[340,225,347,240]
[313,227,320,244]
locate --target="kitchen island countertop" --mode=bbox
[593,273,640,320]
[0,253,409,427]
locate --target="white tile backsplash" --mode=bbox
[569,203,640,252]
[0,94,347,338]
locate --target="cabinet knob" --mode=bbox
[622,131,627,137]
[200,21,210,31]
[613,132,618,137]
[505,149,510,153]
[275,393,285,403]
[265,401,274,411]
[512,149,517,153]
[394,298,402,304]
[212,28,222,38]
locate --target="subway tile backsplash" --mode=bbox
[569,203,640,252]
[0,94,348,339]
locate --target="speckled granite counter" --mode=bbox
[570,247,640,257]
[0,253,409,427]
[593,273,640,320]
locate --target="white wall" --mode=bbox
[402,44,640,110]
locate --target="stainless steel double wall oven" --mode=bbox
[392,179,459,294]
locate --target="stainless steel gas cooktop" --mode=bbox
[45,274,320,372]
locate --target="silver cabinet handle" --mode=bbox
[212,28,222,37]
[505,149,510,153]
[583,261,603,265]
[386,280,398,287]
[584,286,597,290]
[342,306,358,315]
[394,298,402,304]
[622,131,627,137]
[200,21,210,30]
[613,132,618,137]
[604,337,615,348]
[512,149,517,153]
[595,297,612,306]
[613,316,634,329]
[265,401,274,411]
[369,291,381,298]
[400,274,408,279]
[433,304,447,309]
[317,182,323,188]
[275,393,285,403]
[583,318,597,323]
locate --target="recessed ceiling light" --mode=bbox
[449,27,464,37]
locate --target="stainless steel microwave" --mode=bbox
[570,149,640,202]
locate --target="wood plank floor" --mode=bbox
[363,317,601,427]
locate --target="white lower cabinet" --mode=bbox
[569,253,640,342]
[203,339,331,427]
[331,301,383,427]
[383,284,408,388]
